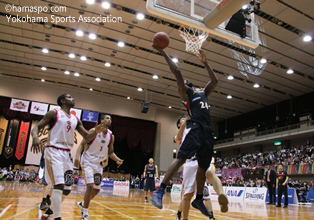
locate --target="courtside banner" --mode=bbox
[266,188,298,204]
[49,105,60,111]
[10,98,30,112]
[15,121,30,160]
[208,186,219,200]
[4,119,20,159]
[101,180,114,188]
[82,110,99,123]
[70,108,82,119]
[171,184,182,194]
[30,102,48,116]
[224,186,245,200]
[0,116,9,155]
[113,181,130,190]
[244,187,267,202]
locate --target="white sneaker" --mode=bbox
[82,214,89,220]
[77,202,84,216]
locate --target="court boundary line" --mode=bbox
[93,201,135,219]
[0,204,11,217]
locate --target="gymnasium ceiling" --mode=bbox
[0,0,313,121]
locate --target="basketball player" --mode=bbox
[31,94,106,220]
[143,158,158,203]
[151,46,225,217]
[175,116,227,220]
[75,114,124,220]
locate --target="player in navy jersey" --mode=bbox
[143,158,158,202]
[151,46,224,217]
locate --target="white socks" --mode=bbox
[83,207,88,216]
[51,189,62,218]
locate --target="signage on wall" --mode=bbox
[274,142,281,146]
[10,98,30,112]
[30,102,49,115]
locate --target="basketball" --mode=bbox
[152,32,170,49]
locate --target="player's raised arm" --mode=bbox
[31,110,56,154]
[198,50,218,97]
[152,45,188,102]
[76,120,105,142]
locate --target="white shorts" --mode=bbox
[44,147,73,190]
[81,155,103,189]
[182,159,212,200]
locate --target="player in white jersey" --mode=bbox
[31,94,106,220]
[174,116,228,220]
[75,114,123,220]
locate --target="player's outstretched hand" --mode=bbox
[74,159,80,168]
[198,49,207,63]
[95,122,106,134]
[31,137,41,154]
[152,44,164,53]
[116,159,124,168]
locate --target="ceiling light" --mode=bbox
[86,0,95,5]
[303,35,312,42]
[260,58,267,64]
[227,95,232,99]
[117,41,125,47]
[95,77,101,81]
[80,56,87,61]
[287,69,294,74]
[41,67,47,71]
[69,53,75,58]
[172,58,179,63]
[137,87,143,92]
[227,75,234,80]
[90,88,93,91]
[136,13,145,20]
[41,79,45,82]
[127,97,130,99]
[105,62,111,67]
[64,70,70,75]
[253,83,260,88]
[89,33,97,40]
[168,106,172,108]
[42,48,49,53]
[74,72,80,77]
[152,75,159,79]
[242,5,248,9]
[102,1,111,9]
[76,30,84,36]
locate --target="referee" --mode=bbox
[276,164,289,208]
[143,158,158,203]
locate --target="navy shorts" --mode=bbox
[144,178,156,191]
[177,120,214,170]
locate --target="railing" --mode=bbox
[215,120,314,145]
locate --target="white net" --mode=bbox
[179,25,209,56]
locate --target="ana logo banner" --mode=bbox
[10,98,30,112]
[30,102,48,116]
[224,187,245,200]
[82,110,99,123]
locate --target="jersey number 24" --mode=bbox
[200,101,209,109]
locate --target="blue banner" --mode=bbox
[101,180,114,188]
[82,110,99,122]
[266,188,297,204]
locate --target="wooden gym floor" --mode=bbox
[0,181,313,219]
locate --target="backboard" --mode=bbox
[146,0,259,49]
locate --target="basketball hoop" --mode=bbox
[179,25,209,56]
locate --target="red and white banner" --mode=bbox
[10,98,30,112]
[48,105,82,119]
[15,121,30,160]
[30,102,49,116]
[113,181,130,190]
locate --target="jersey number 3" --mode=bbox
[200,101,209,109]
